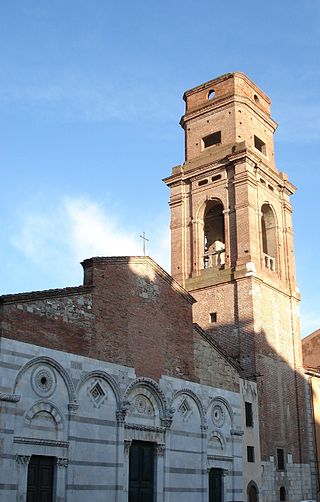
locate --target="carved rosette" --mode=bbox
[31,366,56,398]
[212,404,225,428]
[15,455,31,466]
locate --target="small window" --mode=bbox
[211,174,221,182]
[280,487,286,501]
[254,94,260,104]
[277,448,285,470]
[198,179,208,186]
[208,89,215,100]
[209,312,217,323]
[254,135,266,155]
[203,131,221,149]
[247,446,255,463]
[245,402,253,427]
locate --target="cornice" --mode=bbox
[0,392,21,402]
[0,285,93,305]
[13,436,69,448]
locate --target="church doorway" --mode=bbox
[247,482,258,502]
[129,441,155,502]
[26,455,54,502]
[209,468,223,502]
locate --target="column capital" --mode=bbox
[16,454,31,466]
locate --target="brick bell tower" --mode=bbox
[164,73,311,497]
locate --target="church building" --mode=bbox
[0,72,313,502]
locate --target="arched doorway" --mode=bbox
[247,481,258,502]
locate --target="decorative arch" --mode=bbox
[247,481,259,502]
[76,370,121,406]
[124,377,167,419]
[170,388,206,426]
[261,203,278,271]
[14,356,76,403]
[208,430,226,451]
[24,400,65,440]
[207,396,234,426]
[196,197,225,224]
[197,198,225,269]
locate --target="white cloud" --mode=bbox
[11,196,171,287]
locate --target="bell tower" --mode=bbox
[164,72,311,498]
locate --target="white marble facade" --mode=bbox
[0,336,243,501]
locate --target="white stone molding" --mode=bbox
[0,392,20,402]
[124,423,165,433]
[124,377,168,421]
[14,356,76,403]
[13,436,69,448]
[230,428,244,436]
[76,369,121,407]
[207,396,234,427]
[170,388,206,428]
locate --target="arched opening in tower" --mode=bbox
[261,203,277,271]
[203,201,225,269]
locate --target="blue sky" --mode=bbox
[0,1,319,337]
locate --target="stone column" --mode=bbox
[116,402,129,502]
[15,454,31,502]
[155,443,165,502]
[122,439,132,502]
[201,424,208,502]
[55,457,68,501]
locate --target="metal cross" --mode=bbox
[139,231,149,256]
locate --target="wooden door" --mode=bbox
[248,484,258,502]
[129,441,154,502]
[209,468,223,502]
[27,456,54,502]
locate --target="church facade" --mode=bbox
[0,73,314,502]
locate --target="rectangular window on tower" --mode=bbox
[245,402,253,427]
[277,448,285,471]
[202,131,221,149]
[254,135,266,155]
[247,446,255,463]
[209,312,217,323]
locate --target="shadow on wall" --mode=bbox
[202,311,315,501]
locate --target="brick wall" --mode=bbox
[1,256,238,388]
[302,329,320,368]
